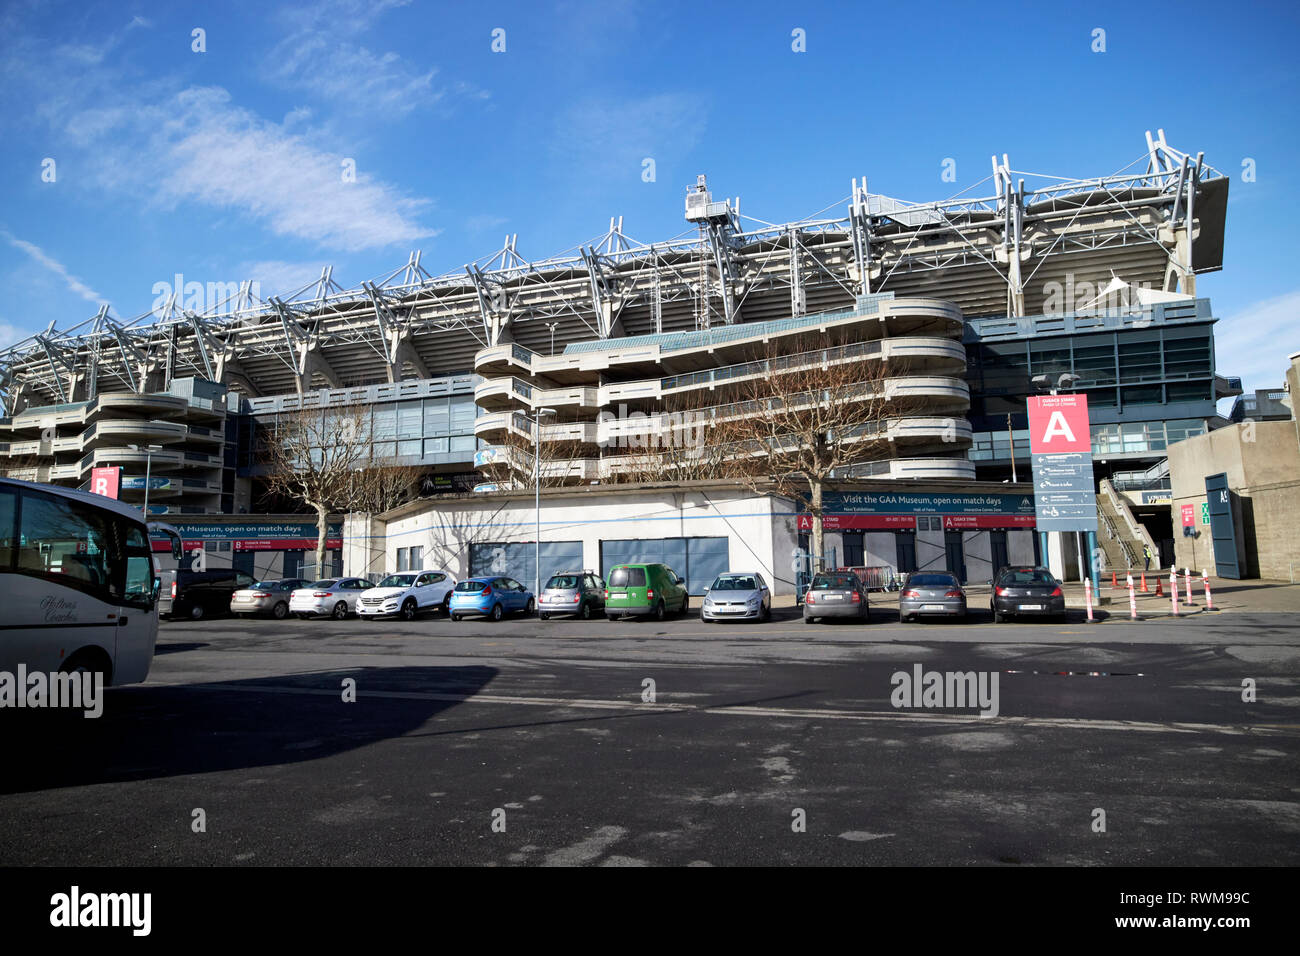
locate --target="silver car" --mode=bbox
[289,578,372,620]
[803,571,870,623]
[899,572,967,622]
[230,578,308,619]
[701,572,771,622]
[538,570,605,620]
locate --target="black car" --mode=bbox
[991,566,1066,622]
[161,568,255,620]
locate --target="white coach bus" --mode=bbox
[0,476,180,686]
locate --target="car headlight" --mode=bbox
[746,597,759,607]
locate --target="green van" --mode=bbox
[604,563,689,620]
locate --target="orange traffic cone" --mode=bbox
[1112,571,1118,588]
[1141,572,1148,593]
[1155,576,1164,597]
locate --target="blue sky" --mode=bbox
[1,0,1298,397]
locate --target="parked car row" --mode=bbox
[163,563,1069,626]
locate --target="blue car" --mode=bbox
[449,576,535,621]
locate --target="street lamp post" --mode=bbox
[127,443,163,515]
[546,322,560,356]
[533,406,557,599]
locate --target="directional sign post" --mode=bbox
[1028,394,1098,587]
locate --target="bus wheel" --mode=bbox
[60,649,111,685]
[189,604,206,621]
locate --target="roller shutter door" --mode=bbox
[599,536,730,595]
[469,540,585,590]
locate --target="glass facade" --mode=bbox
[969,418,1209,461]
[239,391,480,474]
[965,325,1216,432]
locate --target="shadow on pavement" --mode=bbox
[0,664,497,795]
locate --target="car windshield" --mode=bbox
[711,576,756,590]
[454,580,489,592]
[547,575,581,589]
[307,580,338,589]
[609,567,645,587]
[377,574,417,588]
[908,574,957,588]
[1001,570,1055,586]
[253,581,279,589]
[811,574,857,590]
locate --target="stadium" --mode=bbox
[0,130,1236,586]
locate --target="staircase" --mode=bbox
[1096,478,1156,576]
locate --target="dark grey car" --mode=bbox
[991,566,1066,622]
[538,570,605,620]
[803,572,870,623]
[899,572,967,622]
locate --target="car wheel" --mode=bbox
[331,602,348,620]
[680,594,689,615]
[441,595,451,615]
[525,597,535,615]
[762,603,771,622]
[272,602,288,620]
[451,613,461,622]
[189,604,205,621]
[993,610,1004,623]
[579,601,592,620]
[540,612,550,621]
[900,613,909,623]
[491,603,503,622]
[653,600,665,622]
[805,616,816,625]
[401,599,417,622]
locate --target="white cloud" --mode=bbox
[0,230,106,305]
[266,0,486,115]
[0,318,27,350]
[550,93,707,178]
[62,86,436,252]
[1214,289,1300,397]
[236,260,333,300]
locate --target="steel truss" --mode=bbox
[0,130,1224,414]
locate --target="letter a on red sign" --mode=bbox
[1027,395,1091,454]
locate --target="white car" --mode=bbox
[289,577,374,620]
[357,570,456,621]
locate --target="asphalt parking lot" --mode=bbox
[3,595,1298,866]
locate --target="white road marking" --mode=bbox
[168,682,1296,737]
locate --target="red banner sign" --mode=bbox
[90,466,121,500]
[1027,394,1092,454]
[1181,503,1195,527]
[801,514,1034,531]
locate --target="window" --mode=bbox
[398,439,422,458]
[396,547,409,572]
[409,546,423,571]
[450,395,476,433]
[0,488,15,570]
[13,488,130,606]
[424,437,449,456]
[424,398,450,435]
[449,435,475,453]
[122,524,154,610]
[396,402,422,439]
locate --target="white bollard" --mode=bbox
[1084,576,1094,623]
[1184,567,1193,606]
[1170,568,1179,616]
[1128,581,1138,620]
[1203,570,1214,611]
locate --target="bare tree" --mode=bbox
[707,334,911,570]
[260,405,410,575]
